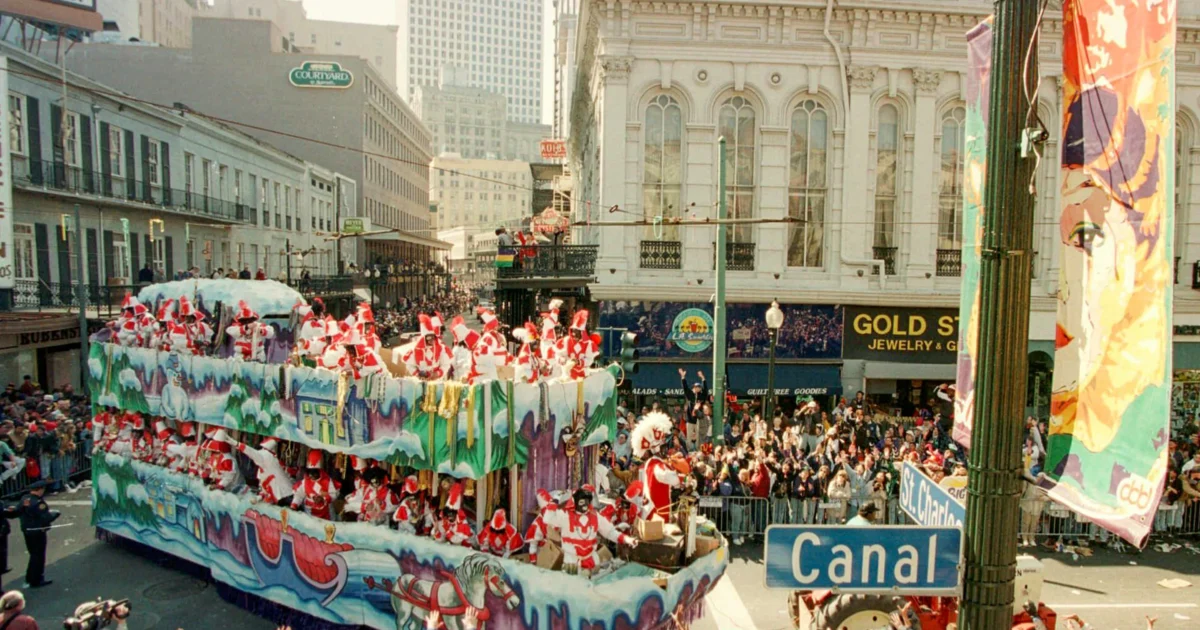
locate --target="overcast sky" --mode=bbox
[302,0,556,128]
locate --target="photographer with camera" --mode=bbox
[0,591,38,629]
[63,598,129,630]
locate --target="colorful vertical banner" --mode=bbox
[1044,0,1175,546]
[0,56,13,291]
[951,19,994,448]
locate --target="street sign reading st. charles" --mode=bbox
[289,61,355,89]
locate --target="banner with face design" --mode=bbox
[951,18,993,449]
[1045,0,1175,547]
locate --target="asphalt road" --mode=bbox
[4,494,1197,630]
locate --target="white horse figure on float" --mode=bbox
[363,553,520,630]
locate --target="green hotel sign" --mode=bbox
[289,61,355,89]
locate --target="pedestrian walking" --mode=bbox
[15,480,59,588]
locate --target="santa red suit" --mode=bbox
[632,412,684,521]
[556,310,599,380]
[430,483,474,547]
[225,301,276,362]
[400,314,453,380]
[541,487,635,572]
[230,436,293,505]
[291,451,340,519]
[391,476,424,534]
[476,509,524,558]
[525,489,559,563]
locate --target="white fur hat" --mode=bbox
[631,411,673,458]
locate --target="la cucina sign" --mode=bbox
[289,61,355,89]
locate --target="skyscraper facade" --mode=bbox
[398,0,543,124]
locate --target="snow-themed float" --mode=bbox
[88,279,728,630]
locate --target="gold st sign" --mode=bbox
[843,307,959,363]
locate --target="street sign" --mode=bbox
[764,525,962,594]
[540,139,566,159]
[899,461,966,527]
[289,61,355,89]
[340,217,371,234]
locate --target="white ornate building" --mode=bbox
[566,0,1200,407]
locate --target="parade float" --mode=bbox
[87,279,727,630]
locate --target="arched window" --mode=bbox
[937,105,967,276]
[718,96,756,244]
[874,104,900,273]
[643,95,683,242]
[787,99,828,267]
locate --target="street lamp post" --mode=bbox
[764,300,783,424]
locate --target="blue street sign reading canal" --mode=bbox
[899,461,966,527]
[764,525,962,594]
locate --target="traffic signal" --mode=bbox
[620,331,640,374]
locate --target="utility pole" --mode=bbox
[959,1,1039,627]
[711,137,728,446]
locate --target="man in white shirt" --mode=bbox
[1182,452,1200,474]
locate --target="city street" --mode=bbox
[1,493,1195,630]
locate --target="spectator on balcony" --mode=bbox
[239,266,252,280]
[137,264,154,284]
[255,268,267,281]
[211,268,224,280]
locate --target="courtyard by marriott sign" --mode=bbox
[842,306,958,363]
[289,61,354,89]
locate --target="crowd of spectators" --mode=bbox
[0,377,92,495]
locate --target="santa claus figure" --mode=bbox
[224,434,293,506]
[400,314,452,380]
[430,482,474,547]
[525,489,559,563]
[291,450,340,519]
[632,411,686,521]
[541,486,637,575]
[449,315,481,383]
[557,310,599,380]
[471,307,511,382]
[226,301,276,362]
[391,475,425,534]
[204,429,242,491]
[178,297,213,355]
[512,322,546,384]
[476,509,524,558]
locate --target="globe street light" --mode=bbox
[764,300,784,424]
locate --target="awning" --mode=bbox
[727,363,842,397]
[0,0,103,33]
[629,363,713,396]
[864,361,955,380]
[353,288,372,303]
[362,230,453,250]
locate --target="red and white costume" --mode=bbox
[449,315,482,383]
[615,481,646,529]
[430,483,474,547]
[151,299,177,350]
[205,430,242,491]
[178,297,214,354]
[232,437,293,505]
[476,509,524,558]
[391,476,424,534]
[556,310,600,380]
[316,320,346,369]
[471,308,511,382]
[359,482,399,525]
[525,489,559,562]
[335,330,386,380]
[342,456,371,519]
[226,301,276,362]
[541,500,632,572]
[512,322,548,384]
[356,303,382,352]
[291,451,340,519]
[632,412,684,521]
[400,314,453,380]
[113,296,155,347]
[92,409,115,450]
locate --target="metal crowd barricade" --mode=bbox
[696,496,770,538]
[0,447,92,500]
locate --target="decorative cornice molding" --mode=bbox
[598,56,634,83]
[912,68,943,94]
[847,65,879,91]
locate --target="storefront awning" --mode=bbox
[361,230,453,250]
[727,363,842,397]
[629,363,713,396]
[864,361,955,381]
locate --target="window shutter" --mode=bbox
[99,121,112,196]
[160,141,172,205]
[56,225,71,304]
[49,103,64,187]
[86,228,99,287]
[26,96,42,184]
[103,230,115,283]
[144,234,152,274]
[140,135,151,202]
[165,236,175,279]
[34,224,51,305]
[130,231,139,272]
[124,129,135,199]
[80,114,94,193]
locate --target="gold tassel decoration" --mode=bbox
[335,371,349,442]
[464,478,475,497]
[419,469,432,491]
[465,385,476,448]
[424,383,437,461]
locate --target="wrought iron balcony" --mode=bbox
[496,244,598,279]
[936,249,962,277]
[640,240,682,269]
[287,275,355,297]
[712,242,756,271]
[872,246,897,276]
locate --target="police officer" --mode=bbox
[17,480,58,588]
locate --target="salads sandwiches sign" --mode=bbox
[289,61,354,89]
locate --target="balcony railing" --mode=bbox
[713,242,756,271]
[15,158,254,224]
[640,241,682,269]
[287,275,355,297]
[13,279,148,317]
[872,246,897,276]
[496,244,598,279]
[936,249,962,277]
